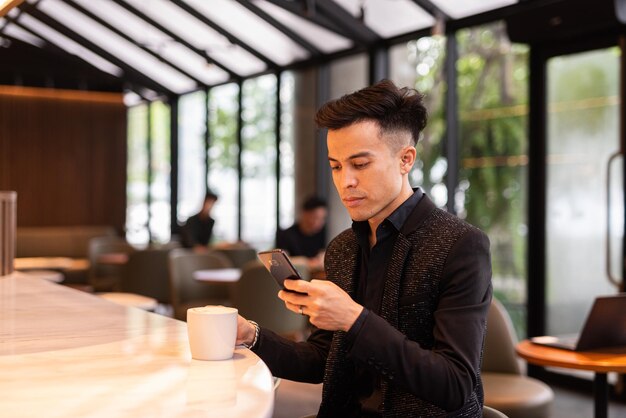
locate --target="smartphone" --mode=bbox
[257,249,305,293]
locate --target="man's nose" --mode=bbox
[340,169,357,188]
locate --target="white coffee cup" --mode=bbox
[187,305,238,361]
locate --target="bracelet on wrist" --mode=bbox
[243,320,259,349]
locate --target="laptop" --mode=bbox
[531,293,626,351]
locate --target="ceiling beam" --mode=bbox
[446,0,564,32]
[62,0,204,88]
[264,0,358,41]
[0,19,155,97]
[234,0,321,56]
[313,0,380,45]
[19,2,173,95]
[170,0,279,70]
[109,0,239,81]
[0,33,123,89]
[411,0,451,21]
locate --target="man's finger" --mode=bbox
[283,278,310,293]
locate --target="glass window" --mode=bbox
[334,0,433,38]
[149,101,171,244]
[208,83,240,244]
[545,47,621,336]
[178,91,207,225]
[456,22,529,338]
[126,104,149,245]
[255,1,352,54]
[241,75,278,251]
[327,54,369,239]
[16,14,121,76]
[390,35,447,208]
[37,0,195,93]
[279,72,296,230]
[185,0,309,66]
[124,0,265,77]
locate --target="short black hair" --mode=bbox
[314,79,427,147]
[302,196,327,211]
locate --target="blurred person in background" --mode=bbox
[181,191,218,252]
[275,195,327,271]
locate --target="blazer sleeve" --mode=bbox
[345,228,492,411]
[252,326,332,383]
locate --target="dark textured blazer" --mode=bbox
[254,195,492,417]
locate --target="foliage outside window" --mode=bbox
[149,101,171,244]
[279,71,296,230]
[178,91,207,225]
[390,36,447,208]
[241,75,278,250]
[208,83,240,244]
[457,22,529,338]
[126,104,149,245]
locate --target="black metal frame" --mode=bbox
[17,2,173,95]
[61,0,204,88]
[170,0,279,71]
[234,0,321,56]
[526,32,626,405]
[108,0,238,80]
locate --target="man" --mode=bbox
[275,195,327,269]
[237,80,492,417]
[181,191,218,252]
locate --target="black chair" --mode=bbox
[119,249,172,304]
[482,299,554,418]
[168,250,233,320]
[231,261,308,340]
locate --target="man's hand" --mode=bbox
[236,315,256,346]
[279,279,363,332]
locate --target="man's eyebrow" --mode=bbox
[328,151,373,162]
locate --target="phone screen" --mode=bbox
[257,249,304,292]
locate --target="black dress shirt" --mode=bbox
[252,192,492,417]
[346,188,423,415]
[275,224,326,258]
[181,214,215,248]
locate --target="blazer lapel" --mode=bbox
[379,193,437,328]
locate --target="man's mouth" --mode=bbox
[342,196,364,207]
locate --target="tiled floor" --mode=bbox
[272,379,626,418]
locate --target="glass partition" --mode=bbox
[390,35,447,208]
[241,74,278,250]
[126,104,149,245]
[149,101,171,244]
[545,47,621,335]
[457,22,529,338]
[279,71,296,230]
[178,91,207,225]
[208,83,240,244]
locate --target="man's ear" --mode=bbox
[399,146,417,174]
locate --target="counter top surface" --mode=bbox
[0,275,274,418]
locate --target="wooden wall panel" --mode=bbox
[0,86,127,231]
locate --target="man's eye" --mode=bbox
[353,162,369,169]
[330,165,341,171]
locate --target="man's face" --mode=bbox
[300,207,327,235]
[327,120,410,225]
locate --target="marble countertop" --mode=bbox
[0,275,274,418]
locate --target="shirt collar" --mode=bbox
[351,187,424,242]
